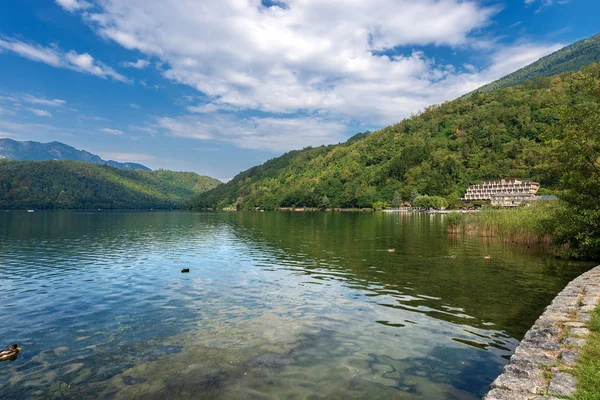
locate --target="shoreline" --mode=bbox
[484,265,600,399]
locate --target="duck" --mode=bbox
[181,268,190,273]
[0,344,21,362]
[483,255,491,259]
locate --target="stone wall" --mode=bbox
[484,265,600,400]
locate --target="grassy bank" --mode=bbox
[573,306,600,400]
[444,202,558,247]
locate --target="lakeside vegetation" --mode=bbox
[0,159,221,209]
[444,202,557,247]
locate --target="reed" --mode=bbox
[444,202,558,247]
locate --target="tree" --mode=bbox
[391,190,403,207]
[409,190,420,204]
[550,74,600,258]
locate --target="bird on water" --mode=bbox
[0,344,21,362]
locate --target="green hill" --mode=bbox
[474,32,600,94]
[187,62,600,211]
[0,160,221,209]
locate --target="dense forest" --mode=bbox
[188,62,600,211]
[0,160,221,209]
[475,32,600,94]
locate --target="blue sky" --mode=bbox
[0,0,597,180]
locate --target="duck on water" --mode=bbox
[0,344,21,362]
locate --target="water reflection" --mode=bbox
[0,211,593,399]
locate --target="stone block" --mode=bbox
[563,321,585,328]
[563,337,586,347]
[524,327,561,343]
[491,365,547,394]
[547,373,576,397]
[577,313,591,322]
[560,349,580,366]
[483,389,535,400]
[484,389,535,400]
[510,354,555,367]
[570,327,591,337]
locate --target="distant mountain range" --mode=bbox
[474,32,600,94]
[0,138,151,171]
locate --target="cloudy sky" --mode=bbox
[0,0,597,180]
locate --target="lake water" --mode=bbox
[0,211,594,399]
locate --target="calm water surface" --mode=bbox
[0,211,594,399]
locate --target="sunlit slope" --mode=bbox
[474,32,600,94]
[187,63,600,210]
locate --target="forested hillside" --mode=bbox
[0,160,221,209]
[475,32,600,93]
[188,63,600,211]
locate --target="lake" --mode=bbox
[0,211,594,399]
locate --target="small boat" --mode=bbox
[27,210,34,213]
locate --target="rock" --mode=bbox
[484,388,535,400]
[577,313,592,322]
[510,354,555,367]
[547,373,576,397]
[524,327,561,343]
[520,340,562,351]
[570,327,591,337]
[490,365,547,394]
[563,337,586,347]
[515,342,560,359]
[561,349,580,366]
[563,321,585,328]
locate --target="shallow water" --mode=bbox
[0,211,594,399]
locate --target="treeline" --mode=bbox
[188,62,600,211]
[0,160,221,209]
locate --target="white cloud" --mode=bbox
[122,59,150,69]
[55,0,91,12]
[0,107,15,116]
[59,1,564,151]
[524,0,571,12]
[0,37,129,82]
[22,94,66,107]
[130,103,141,109]
[67,0,500,123]
[28,108,52,117]
[100,128,124,135]
[158,113,347,152]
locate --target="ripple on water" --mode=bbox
[0,211,594,399]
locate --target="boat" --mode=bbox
[27,210,34,213]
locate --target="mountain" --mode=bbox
[474,32,600,94]
[0,159,221,209]
[0,138,151,171]
[187,62,600,211]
